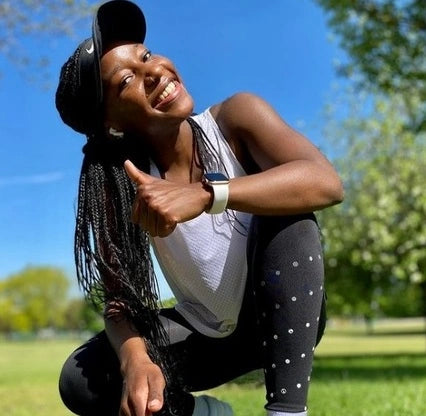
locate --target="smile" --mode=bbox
[154,79,181,109]
[158,81,176,102]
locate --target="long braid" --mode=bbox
[74,138,186,413]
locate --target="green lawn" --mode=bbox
[0,319,425,416]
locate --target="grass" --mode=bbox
[0,318,425,416]
[0,339,79,416]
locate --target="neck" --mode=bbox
[148,120,198,182]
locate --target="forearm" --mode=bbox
[104,311,152,369]
[228,159,343,215]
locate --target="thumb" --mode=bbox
[124,160,152,185]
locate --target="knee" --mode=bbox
[58,338,121,415]
[58,350,93,415]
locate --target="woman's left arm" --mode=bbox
[213,92,344,215]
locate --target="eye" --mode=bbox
[119,74,134,91]
[141,49,152,62]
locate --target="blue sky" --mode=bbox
[0,0,344,299]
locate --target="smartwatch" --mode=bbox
[202,172,230,214]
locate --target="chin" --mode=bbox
[177,93,195,119]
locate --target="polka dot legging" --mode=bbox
[58,213,326,416]
[247,213,325,413]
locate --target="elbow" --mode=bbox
[326,175,344,206]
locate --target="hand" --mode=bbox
[124,160,211,237]
[119,360,165,416]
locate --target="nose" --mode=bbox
[143,55,174,95]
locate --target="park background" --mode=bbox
[0,1,425,415]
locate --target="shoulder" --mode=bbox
[209,92,290,147]
[210,92,273,131]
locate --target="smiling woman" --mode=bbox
[54,1,343,416]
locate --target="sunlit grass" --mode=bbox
[0,318,425,415]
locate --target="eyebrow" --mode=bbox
[103,44,140,81]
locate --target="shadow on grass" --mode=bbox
[312,352,426,381]
[229,353,426,386]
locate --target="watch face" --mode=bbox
[204,173,229,183]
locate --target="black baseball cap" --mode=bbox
[55,0,146,135]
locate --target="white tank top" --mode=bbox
[150,108,252,338]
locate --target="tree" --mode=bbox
[0,1,97,82]
[316,0,426,132]
[64,297,103,332]
[318,92,425,319]
[0,266,70,332]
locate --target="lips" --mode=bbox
[153,78,181,109]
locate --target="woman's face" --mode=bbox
[101,42,194,139]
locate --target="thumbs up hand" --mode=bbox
[124,160,212,237]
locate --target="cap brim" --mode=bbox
[93,0,146,56]
[92,0,146,106]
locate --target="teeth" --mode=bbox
[159,81,176,101]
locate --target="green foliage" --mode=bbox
[160,297,177,308]
[0,266,70,332]
[63,297,103,333]
[0,0,98,84]
[316,0,426,133]
[319,93,426,317]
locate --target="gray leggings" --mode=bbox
[59,214,326,415]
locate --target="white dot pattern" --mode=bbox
[254,247,324,408]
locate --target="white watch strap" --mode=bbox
[206,182,229,214]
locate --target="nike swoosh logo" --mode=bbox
[85,42,94,54]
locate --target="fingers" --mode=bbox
[119,367,165,416]
[147,371,165,412]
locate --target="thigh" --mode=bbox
[160,306,263,392]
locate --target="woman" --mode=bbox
[55,1,343,415]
